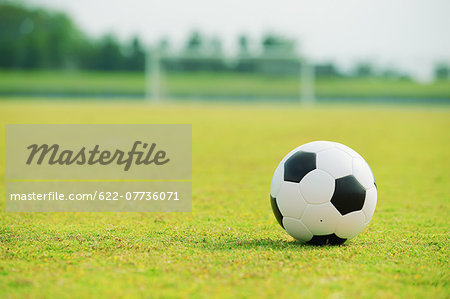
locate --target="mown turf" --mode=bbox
[0,100,449,298]
[1,70,450,99]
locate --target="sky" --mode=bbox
[27,0,450,81]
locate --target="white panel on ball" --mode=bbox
[299,169,335,204]
[362,187,377,223]
[283,217,313,242]
[353,158,375,189]
[335,211,366,239]
[335,142,363,159]
[270,162,284,198]
[276,182,307,219]
[301,203,341,235]
[316,148,353,179]
[298,140,335,153]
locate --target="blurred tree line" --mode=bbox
[0,2,145,70]
[0,2,448,80]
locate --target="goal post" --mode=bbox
[145,48,161,102]
[145,48,315,105]
[300,58,315,105]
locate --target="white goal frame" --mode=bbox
[145,48,315,104]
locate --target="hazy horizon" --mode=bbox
[25,0,450,81]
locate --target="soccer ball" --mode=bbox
[270,141,377,245]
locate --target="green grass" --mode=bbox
[1,70,450,99]
[0,99,449,298]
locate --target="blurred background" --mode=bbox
[0,0,449,103]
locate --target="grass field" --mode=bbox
[0,99,449,298]
[1,70,450,99]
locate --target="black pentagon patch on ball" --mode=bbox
[331,175,366,216]
[284,151,316,183]
[307,234,346,246]
[270,195,284,229]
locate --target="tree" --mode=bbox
[123,36,145,71]
[238,35,249,54]
[185,31,203,52]
[235,34,256,72]
[94,34,124,70]
[0,3,85,69]
[261,33,296,54]
[354,62,374,78]
[434,64,449,80]
[315,63,341,77]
